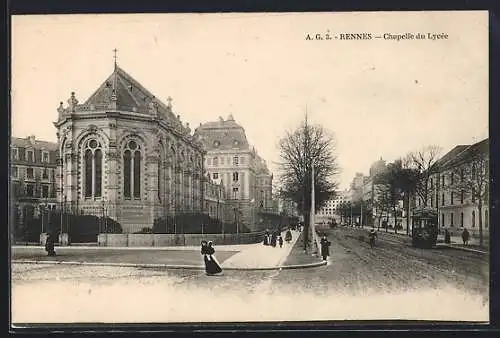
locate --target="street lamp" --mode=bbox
[101,200,108,234]
[349,202,353,226]
[61,195,67,235]
[234,206,239,235]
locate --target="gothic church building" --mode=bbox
[54,63,205,233]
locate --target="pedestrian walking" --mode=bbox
[278,235,283,248]
[263,230,270,245]
[320,234,331,261]
[202,241,223,276]
[285,230,292,243]
[45,233,56,256]
[271,232,277,247]
[462,228,470,246]
[444,229,451,244]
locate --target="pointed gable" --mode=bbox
[82,66,178,123]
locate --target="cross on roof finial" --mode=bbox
[113,48,118,68]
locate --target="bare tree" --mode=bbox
[400,155,420,235]
[448,142,489,246]
[276,114,340,251]
[374,176,395,232]
[408,145,442,207]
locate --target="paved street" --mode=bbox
[11,227,489,323]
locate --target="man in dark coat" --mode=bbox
[462,228,470,246]
[45,233,56,256]
[320,234,331,261]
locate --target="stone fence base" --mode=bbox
[97,232,265,247]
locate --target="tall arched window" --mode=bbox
[472,210,476,227]
[84,139,103,198]
[158,157,162,201]
[123,140,141,199]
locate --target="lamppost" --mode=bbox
[101,200,108,234]
[234,207,239,235]
[349,201,353,226]
[217,193,221,234]
[61,195,67,235]
[40,203,45,234]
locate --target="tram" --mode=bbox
[411,207,438,248]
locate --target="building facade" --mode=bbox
[316,189,348,221]
[194,115,273,231]
[53,63,205,233]
[10,135,59,238]
[203,173,229,223]
[428,139,489,239]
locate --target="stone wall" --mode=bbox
[98,231,265,247]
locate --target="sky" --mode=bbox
[11,11,489,190]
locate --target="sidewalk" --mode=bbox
[221,230,301,269]
[11,229,325,271]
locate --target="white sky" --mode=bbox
[11,11,489,190]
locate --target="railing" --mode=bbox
[98,231,266,247]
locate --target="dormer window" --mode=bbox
[26,149,34,162]
[42,151,49,163]
[11,147,18,161]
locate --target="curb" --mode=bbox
[12,259,327,271]
[438,244,488,255]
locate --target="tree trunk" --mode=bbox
[303,211,310,252]
[393,206,398,234]
[406,193,411,236]
[478,202,483,247]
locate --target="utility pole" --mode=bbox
[360,202,363,228]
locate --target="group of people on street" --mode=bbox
[263,229,285,248]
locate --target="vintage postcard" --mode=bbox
[10,11,489,326]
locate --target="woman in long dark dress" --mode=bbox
[205,241,223,275]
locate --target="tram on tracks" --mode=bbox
[411,207,438,248]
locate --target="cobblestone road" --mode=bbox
[11,227,489,323]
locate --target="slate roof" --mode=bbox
[11,136,58,151]
[194,115,250,151]
[435,138,488,170]
[82,65,181,126]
